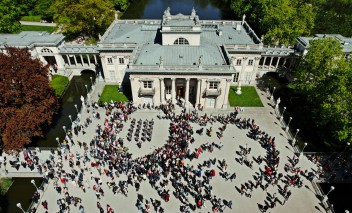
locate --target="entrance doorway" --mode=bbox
[177,86,185,99]
[206,97,216,108]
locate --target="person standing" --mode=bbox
[41,200,48,210]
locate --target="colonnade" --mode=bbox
[63,54,98,67]
[260,56,295,70]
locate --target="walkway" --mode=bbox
[20,21,56,27]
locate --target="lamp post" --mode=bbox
[300,142,308,158]
[30,179,39,191]
[16,203,25,213]
[322,186,335,202]
[56,137,60,145]
[280,107,286,121]
[85,84,89,95]
[292,129,300,143]
[270,86,276,102]
[285,117,292,132]
[90,77,94,86]
[63,126,67,135]
[68,115,72,123]
[74,104,79,114]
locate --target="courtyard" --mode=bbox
[5,84,323,213]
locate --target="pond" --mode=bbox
[122,0,236,20]
[31,72,96,147]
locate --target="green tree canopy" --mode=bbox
[0,0,23,33]
[51,0,115,39]
[0,47,58,152]
[295,38,352,146]
[313,0,352,37]
[111,0,129,11]
[231,0,315,45]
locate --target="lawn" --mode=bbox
[0,178,12,196]
[50,75,70,97]
[99,85,130,103]
[228,86,263,107]
[22,25,56,33]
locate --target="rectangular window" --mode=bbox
[236,59,242,66]
[119,58,124,64]
[165,86,171,94]
[233,73,239,83]
[209,82,218,89]
[248,59,254,66]
[143,81,152,88]
[107,57,113,64]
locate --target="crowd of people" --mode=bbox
[1,98,320,213]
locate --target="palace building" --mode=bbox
[0,8,305,109]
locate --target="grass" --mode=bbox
[21,25,56,33]
[99,85,130,103]
[0,178,12,196]
[50,75,70,97]
[228,86,263,107]
[21,16,42,22]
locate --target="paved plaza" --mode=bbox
[1,85,327,213]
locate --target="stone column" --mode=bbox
[283,58,287,67]
[87,55,91,66]
[269,57,274,70]
[196,79,201,106]
[160,78,165,104]
[239,57,248,84]
[252,57,261,83]
[222,79,232,109]
[185,78,190,104]
[73,55,78,66]
[94,55,97,64]
[66,55,71,66]
[80,55,84,66]
[263,56,267,68]
[275,57,281,68]
[171,78,176,103]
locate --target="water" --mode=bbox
[122,0,236,20]
[31,72,96,147]
[319,183,352,212]
[1,178,42,213]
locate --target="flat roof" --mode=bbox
[0,31,64,48]
[297,34,352,53]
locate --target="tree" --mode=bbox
[295,38,352,146]
[0,47,58,152]
[313,0,352,37]
[0,0,22,33]
[231,0,315,45]
[34,0,55,22]
[260,0,315,45]
[111,0,129,11]
[51,0,115,40]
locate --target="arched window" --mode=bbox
[174,37,189,45]
[41,48,53,53]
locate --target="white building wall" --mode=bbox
[162,33,200,46]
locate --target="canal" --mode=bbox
[1,178,42,213]
[30,71,95,148]
[122,0,237,20]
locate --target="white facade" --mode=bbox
[0,8,298,109]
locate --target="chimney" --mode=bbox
[236,24,241,31]
[217,30,223,36]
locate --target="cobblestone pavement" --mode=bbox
[2,85,327,213]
